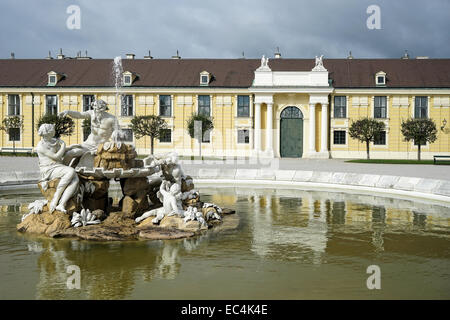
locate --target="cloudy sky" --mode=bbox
[1,0,449,60]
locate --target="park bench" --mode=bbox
[433,155,450,164]
[0,147,34,154]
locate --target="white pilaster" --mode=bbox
[320,103,329,153]
[309,103,316,153]
[266,102,273,156]
[254,102,261,152]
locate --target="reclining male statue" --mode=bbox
[58,99,125,167]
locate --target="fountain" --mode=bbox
[16,60,237,240]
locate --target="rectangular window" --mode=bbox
[237,95,250,117]
[333,130,346,145]
[374,96,387,118]
[414,96,428,119]
[334,96,346,118]
[83,95,95,111]
[202,130,211,143]
[8,95,20,116]
[159,129,171,143]
[374,131,386,145]
[46,95,58,115]
[122,129,133,142]
[8,128,20,141]
[159,95,172,117]
[237,129,250,144]
[121,95,133,116]
[198,95,211,116]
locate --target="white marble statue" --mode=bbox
[312,55,327,71]
[58,99,124,166]
[36,124,79,213]
[135,180,185,224]
[260,55,269,68]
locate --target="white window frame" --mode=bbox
[236,128,250,144]
[158,94,173,118]
[197,94,212,117]
[7,94,21,116]
[45,94,59,115]
[120,94,134,117]
[413,96,430,119]
[332,129,347,147]
[373,96,388,119]
[158,128,173,145]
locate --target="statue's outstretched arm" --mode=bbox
[59,110,90,119]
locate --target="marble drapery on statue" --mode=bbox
[36,124,80,213]
[58,99,125,167]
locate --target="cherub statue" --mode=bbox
[135,180,184,224]
[36,124,79,213]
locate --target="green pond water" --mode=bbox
[0,186,449,300]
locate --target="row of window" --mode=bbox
[81,128,250,145]
[333,96,429,119]
[5,94,251,118]
[333,130,387,145]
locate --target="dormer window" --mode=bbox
[47,71,63,86]
[200,71,210,86]
[375,71,386,86]
[123,71,138,86]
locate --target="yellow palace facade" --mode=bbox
[0,54,449,159]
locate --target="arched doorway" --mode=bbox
[280,106,303,158]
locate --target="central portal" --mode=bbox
[280,106,303,158]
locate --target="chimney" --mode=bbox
[57,48,65,59]
[144,50,153,59]
[10,52,15,59]
[171,50,181,59]
[46,51,53,60]
[401,50,410,59]
[126,53,135,60]
[274,47,281,59]
[78,50,92,59]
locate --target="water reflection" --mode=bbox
[0,187,449,299]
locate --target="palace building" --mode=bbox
[0,54,449,159]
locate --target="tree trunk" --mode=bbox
[418,144,421,161]
[366,140,370,160]
[13,139,16,155]
[150,137,154,155]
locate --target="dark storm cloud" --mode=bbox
[0,0,448,59]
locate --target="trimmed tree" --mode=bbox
[0,116,23,154]
[349,117,385,160]
[129,115,167,155]
[186,113,214,158]
[37,114,75,138]
[401,118,437,161]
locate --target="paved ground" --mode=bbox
[0,156,449,181]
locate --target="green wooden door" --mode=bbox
[280,107,303,158]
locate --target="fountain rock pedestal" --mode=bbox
[17,144,237,241]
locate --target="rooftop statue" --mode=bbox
[58,99,125,167]
[312,54,327,72]
[36,124,79,213]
